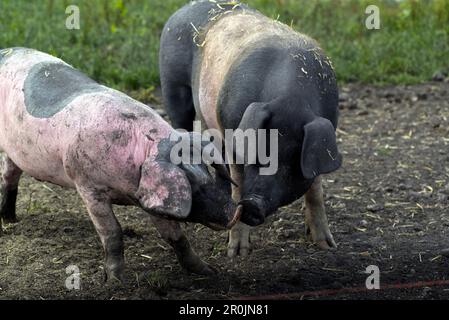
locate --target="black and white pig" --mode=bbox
[159,1,342,257]
[0,47,241,281]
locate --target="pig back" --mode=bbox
[196,11,318,131]
[0,48,171,191]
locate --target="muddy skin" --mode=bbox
[0,48,238,283]
[169,236,216,275]
[150,215,216,276]
[120,112,138,121]
[0,155,23,224]
[104,235,125,282]
[0,188,18,223]
[74,185,126,283]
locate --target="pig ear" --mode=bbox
[137,158,192,219]
[234,102,271,162]
[301,117,342,180]
[237,102,271,131]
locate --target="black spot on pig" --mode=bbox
[111,130,130,147]
[112,130,123,140]
[145,128,158,141]
[17,111,24,122]
[23,62,106,118]
[20,150,29,158]
[120,112,137,120]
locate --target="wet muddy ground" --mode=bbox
[0,81,448,300]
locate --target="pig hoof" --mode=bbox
[316,239,337,250]
[104,270,125,284]
[305,225,337,250]
[227,245,250,258]
[195,263,217,276]
[182,259,217,276]
[227,248,237,258]
[2,216,18,224]
[0,209,18,223]
[104,262,125,283]
[227,224,251,258]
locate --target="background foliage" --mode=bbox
[1,0,448,91]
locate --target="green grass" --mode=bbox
[1,0,448,91]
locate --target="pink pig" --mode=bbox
[0,48,241,281]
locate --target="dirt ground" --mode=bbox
[0,81,448,300]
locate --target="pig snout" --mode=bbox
[226,204,243,229]
[238,196,268,227]
[207,203,242,231]
[189,200,242,231]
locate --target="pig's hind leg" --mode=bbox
[304,175,337,249]
[76,185,125,282]
[161,83,196,131]
[160,30,196,131]
[0,155,23,226]
[150,215,216,275]
[226,164,252,258]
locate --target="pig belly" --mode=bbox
[7,151,74,189]
[0,97,74,188]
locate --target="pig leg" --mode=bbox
[76,185,125,282]
[0,155,23,225]
[304,175,337,249]
[228,222,251,258]
[161,84,195,131]
[227,164,251,258]
[150,215,215,275]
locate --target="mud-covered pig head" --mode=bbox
[234,102,342,226]
[136,132,241,230]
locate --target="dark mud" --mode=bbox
[0,81,449,299]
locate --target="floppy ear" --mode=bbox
[237,102,271,132]
[301,117,342,179]
[136,157,192,219]
[233,102,271,162]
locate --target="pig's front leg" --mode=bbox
[150,215,215,275]
[227,164,251,258]
[0,155,23,227]
[76,185,125,282]
[304,175,337,249]
[228,222,251,258]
